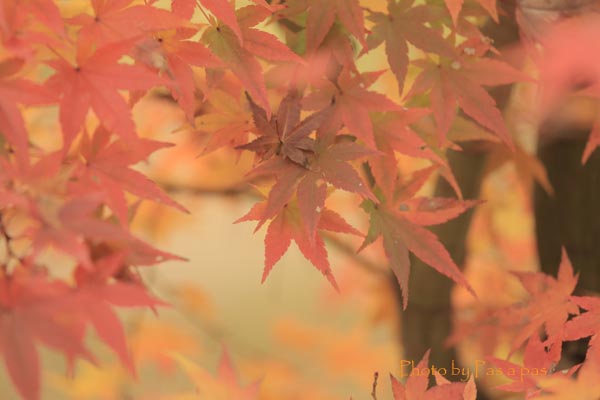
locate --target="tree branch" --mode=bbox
[158,180,251,197]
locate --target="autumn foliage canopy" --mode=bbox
[2,0,600,398]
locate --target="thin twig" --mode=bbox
[195,0,212,23]
[371,371,379,400]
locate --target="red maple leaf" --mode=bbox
[367,1,454,94]
[46,40,165,151]
[369,109,444,199]
[69,0,187,49]
[238,90,332,167]
[563,295,600,364]
[5,0,64,36]
[0,269,94,400]
[486,334,567,399]
[407,37,529,146]
[73,252,168,377]
[202,5,304,117]
[303,0,367,52]
[260,137,376,241]
[303,69,401,148]
[134,28,221,120]
[506,248,580,354]
[70,126,189,225]
[237,198,359,290]
[196,88,254,153]
[359,167,477,309]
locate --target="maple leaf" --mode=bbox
[134,28,221,120]
[173,348,260,400]
[390,349,469,400]
[202,6,303,117]
[563,296,600,364]
[367,1,454,94]
[46,40,166,151]
[196,89,253,153]
[70,127,188,225]
[0,270,94,400]
[69,0,187,49]
[28,192,130,267]
[280,137,375,241]
[369,109,443,199]
[262,204,338,289]
[3,152,115,269]
[506,248,580,354]
[274,0,364,76]
[304,0,367,52]
[406,38,529,146]
[174,0,284,23]
[238,90,332,167]
[359,168,477,309]
[7,154,181,271]
[406,113,500,199]
[238,98,374,236]
[6,0,64,36]
[73,253,168,377]
[0,0,65,68]
[237,192,360,290]
[309,138,377,201]
[0,149,65,204]
[202,0,245,43]
[303,69,401,147]
[487,334,564,399]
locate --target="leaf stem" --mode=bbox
[371,371,379,400]
[195,0,213,24]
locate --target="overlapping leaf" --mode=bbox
[202,6,303,117]
[46,40,165,150]
[359,168,477,309]
[407,38,529,146]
